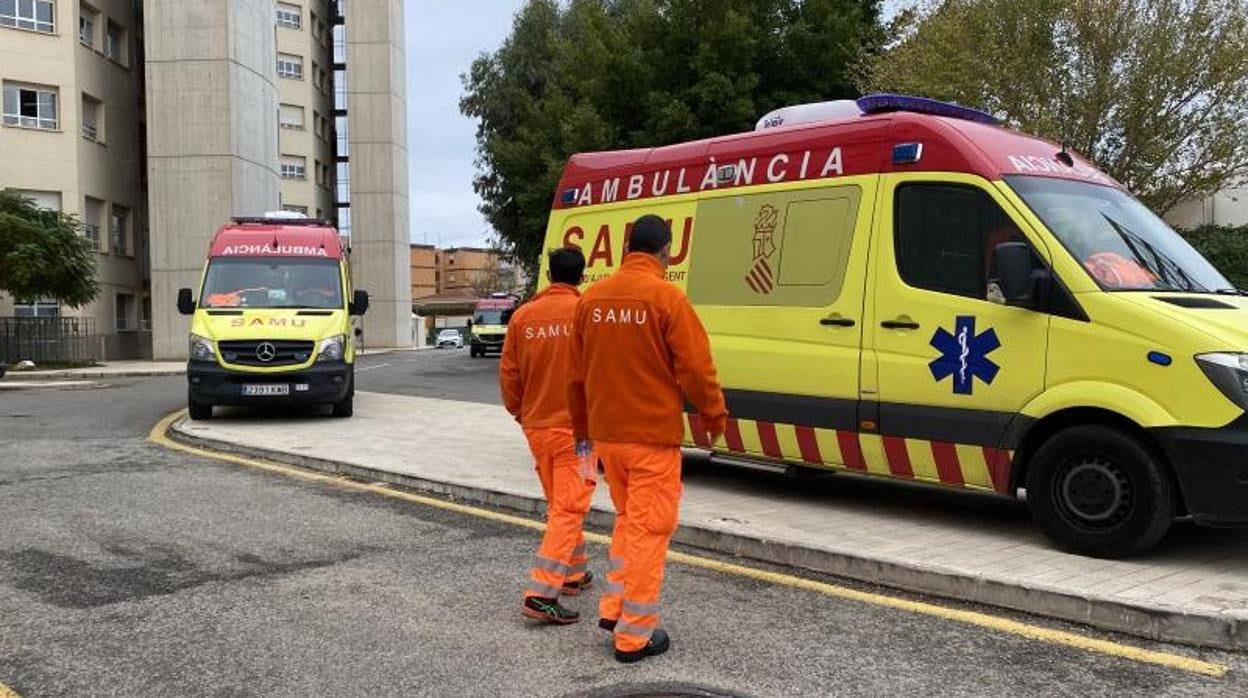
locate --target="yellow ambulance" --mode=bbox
[541,94,1248,557]
[177,214,369,420]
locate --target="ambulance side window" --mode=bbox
[688,185,862,307]
[894,183,1023,301]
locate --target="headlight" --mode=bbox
[317,335,345,362]
[1196,353,1248,410]
[189,334,216,362]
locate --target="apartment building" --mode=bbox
[409,243,437,299]
[0,0,149,356]
[408,245,526,299]
[275,0,336,222]
[2,0,410,359]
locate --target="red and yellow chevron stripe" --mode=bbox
[686,415,1013,494]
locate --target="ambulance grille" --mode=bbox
[219,339,315,366]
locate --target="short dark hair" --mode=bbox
[548,246,586,285]
[627,215,672,255]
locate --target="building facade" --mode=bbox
[409,243,437,298]
[409,244,526,301]
[1,0,149,357]
[1,0,411,360]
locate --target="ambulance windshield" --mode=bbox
[200,258,343,309]
[473,309,513,325]
[1006,176,1232,293]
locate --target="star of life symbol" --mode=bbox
[744,205,779,294]
[928,316,1001,395]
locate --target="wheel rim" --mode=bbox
[1054,456,1133,530]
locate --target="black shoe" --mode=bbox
[522,596,580,625]
[561,570,594,596]
[598,617,617,632]
[614,628,670,663]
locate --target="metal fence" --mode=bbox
[0,317,104,365]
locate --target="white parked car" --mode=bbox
[436,329,464,349]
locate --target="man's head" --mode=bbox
[626,214,673,266]
[547,246,586,286]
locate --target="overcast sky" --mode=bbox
[406,2,912,249]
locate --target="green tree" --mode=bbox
[0,189,100,308]
[865,0,1248,214]
[462,0,883,275]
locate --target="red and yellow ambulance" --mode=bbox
[177,214,369,419]
[540,94,1248,557]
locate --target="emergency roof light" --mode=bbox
[856,94,999,125]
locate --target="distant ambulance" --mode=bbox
[469,293,519,358]
[540,94,1248,557]
[177,213,369,419]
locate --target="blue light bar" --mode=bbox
[857,94,998,125]
[560,188,580,205]
[892,142,923,165]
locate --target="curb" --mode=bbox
[3,370,185,381]
[168,418,1248,651]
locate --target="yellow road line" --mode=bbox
[150,411,1228,678]
[0,681,22,698]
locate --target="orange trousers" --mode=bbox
[523,427,595,600]
[596,442,682,653]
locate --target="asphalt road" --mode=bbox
[1,361,1245,696]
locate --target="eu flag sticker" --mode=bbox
[929,316,1001,395]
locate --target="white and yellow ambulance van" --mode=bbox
[541,94,1248,557]
[177,214,369,419]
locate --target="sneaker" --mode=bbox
[598,617,617,632]
[614,628,670,663]
[561,570,594,596]
[522,596,580,625]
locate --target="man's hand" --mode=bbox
[702,413,727,445]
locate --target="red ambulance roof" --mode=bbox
[554,111,1119,209]
[208,222,344,260]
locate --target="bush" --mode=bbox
[1181,225,1248,290]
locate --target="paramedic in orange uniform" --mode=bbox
[568,214,727,663]
[500,246,596,624]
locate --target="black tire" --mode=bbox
[332,370,355,418]
[187,391,212,420]
[469,347,480,358]
[1026,425,1174,558]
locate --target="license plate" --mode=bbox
[243,384,290,396]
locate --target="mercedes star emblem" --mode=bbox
[255,342,277,362]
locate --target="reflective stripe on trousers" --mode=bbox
[596,442,682,652]
[522,427,596,600]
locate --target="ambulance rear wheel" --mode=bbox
[1026,425,1174,558]
[187,391,212,421]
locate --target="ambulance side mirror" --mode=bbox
[350,290,370,316]
[993,242,1036,306]
[177,288,195,315]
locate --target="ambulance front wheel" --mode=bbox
[188,390,212,421]
[1026,425,1175,559]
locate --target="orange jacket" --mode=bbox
[499,283,580,429]
[568,253,727,446]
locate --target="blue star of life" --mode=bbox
[928,316,1001,395]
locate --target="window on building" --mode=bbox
[333,24,346,64]
[1,0,55,33]
[276,2,300,29]
[337,207,351,239]
[894,183,1024,301]
[78,3,96,45]
[83,196,104,248]
[13,299,60,317]
[104,20,124,63]
[110,204,129,255]
[336,162,350,204]
[282,204,308,215]
[335,115,348,158]
[115,293,135,331]
[277,53,303,80]
[279,103,305,130]
[13,189,60,211]
[81,93,103,142]
[333,69,347,110]
[311,60,320,90]
[3,82,58,130]
[280,154,307,179]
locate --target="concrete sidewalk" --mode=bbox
[3,360,186,380]
[170,391,1248,650]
